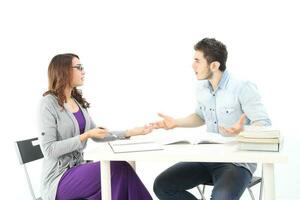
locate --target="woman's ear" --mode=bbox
[210,61,221,72]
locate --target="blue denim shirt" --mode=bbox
[195,70,271,173]
[195,70,271,133]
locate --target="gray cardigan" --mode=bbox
[39,94,126,200]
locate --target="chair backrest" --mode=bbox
[15,137,44,164]
[15,137,44,200]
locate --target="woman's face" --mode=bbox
[70,57,85,87]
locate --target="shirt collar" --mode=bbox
[218,70,230,89]
[197,70,230,90]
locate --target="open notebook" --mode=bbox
[108,130,235,153]
[109,139,163,153]
[158,131,236,145]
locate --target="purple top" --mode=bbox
[73,108,86,134]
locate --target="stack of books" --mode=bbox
[237,126,283,152]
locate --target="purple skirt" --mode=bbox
[56,161,152,200]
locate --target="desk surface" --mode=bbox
[84,141,288,164]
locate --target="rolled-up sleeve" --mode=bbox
[239,82,271,126]
[195,103,205,121]
[91,130,127,142]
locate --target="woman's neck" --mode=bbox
[64,87,73,101]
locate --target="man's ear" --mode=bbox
[210,61,220,72]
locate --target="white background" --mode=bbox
[1,0,299,199]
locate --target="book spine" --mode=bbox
[238,143,280,152]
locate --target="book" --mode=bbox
[237,136,281,144]
[240,126,280,139]
[238,142,281,152]
[159,132,236,145]
[108,131,235,153]
[108,139,164,153]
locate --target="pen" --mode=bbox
[98,127,118,138]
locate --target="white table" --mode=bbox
[84,142,287,200]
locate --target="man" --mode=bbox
[152,38,271,200]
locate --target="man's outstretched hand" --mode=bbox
[150,113,177,130]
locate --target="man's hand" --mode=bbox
[150,113,177,130]
[219,114,246,136]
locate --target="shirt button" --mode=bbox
[213,94,215,96]
[214,121,217,124]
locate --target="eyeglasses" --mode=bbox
[72,64,84,71]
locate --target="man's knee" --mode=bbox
[153,173,174,197]
[153,174,178,198]
[153,174,164,195]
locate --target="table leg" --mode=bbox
[101,161,111,200]
[262,163,275,200]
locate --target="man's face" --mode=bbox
[192,50,212,80]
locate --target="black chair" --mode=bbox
[15,137,44,200]
[196,176,263,200]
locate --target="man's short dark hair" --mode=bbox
[194,38,228,71]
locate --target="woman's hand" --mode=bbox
[125,125,153,137]
[80,128,108,141]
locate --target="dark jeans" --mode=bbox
[153,162,252,200]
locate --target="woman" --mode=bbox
[39,53,153,200]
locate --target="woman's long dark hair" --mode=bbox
[43,53,90,108]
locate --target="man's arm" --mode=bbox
[219,82,271,135]
[239,82,271,126]
[152,113,205,130]
[175,113,205,127]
